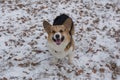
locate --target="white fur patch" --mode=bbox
[47,41,73,59]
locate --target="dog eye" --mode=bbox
[52,30,55,33]
[59,30,63,33]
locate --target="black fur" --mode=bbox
[53,14,69,25]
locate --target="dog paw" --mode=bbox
[49,58,58,65]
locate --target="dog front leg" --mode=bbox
[68,52,74,64]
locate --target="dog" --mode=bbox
[43,14,74,64]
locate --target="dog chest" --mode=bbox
[48,43,73,59]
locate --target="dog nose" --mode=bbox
[55,34,60,39]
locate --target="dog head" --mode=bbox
[43,18,72,45]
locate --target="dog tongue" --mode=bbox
[55,39,61,45]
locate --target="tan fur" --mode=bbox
[65,38,74,51]
[43,21,51,33]
[43,18,74,64]
[64,18,74,35]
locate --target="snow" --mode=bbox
[0,0,120,80]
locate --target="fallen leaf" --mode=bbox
[99,68,105,73]
[31,62,39,66]
[32,50,43,53]
[18,62,30,67]
[75,69,84,76]
[2,77,7,80]
[92,68,97,73]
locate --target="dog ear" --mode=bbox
[63,18,72,31]
[43,21,51,33]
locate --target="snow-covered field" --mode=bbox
[0,0,120,80]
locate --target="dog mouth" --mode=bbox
[52,36,64,45]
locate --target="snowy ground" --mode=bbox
[0,0,120,80]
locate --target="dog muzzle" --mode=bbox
[52,33,64,45]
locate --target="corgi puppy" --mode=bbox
[43,14,74,64]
